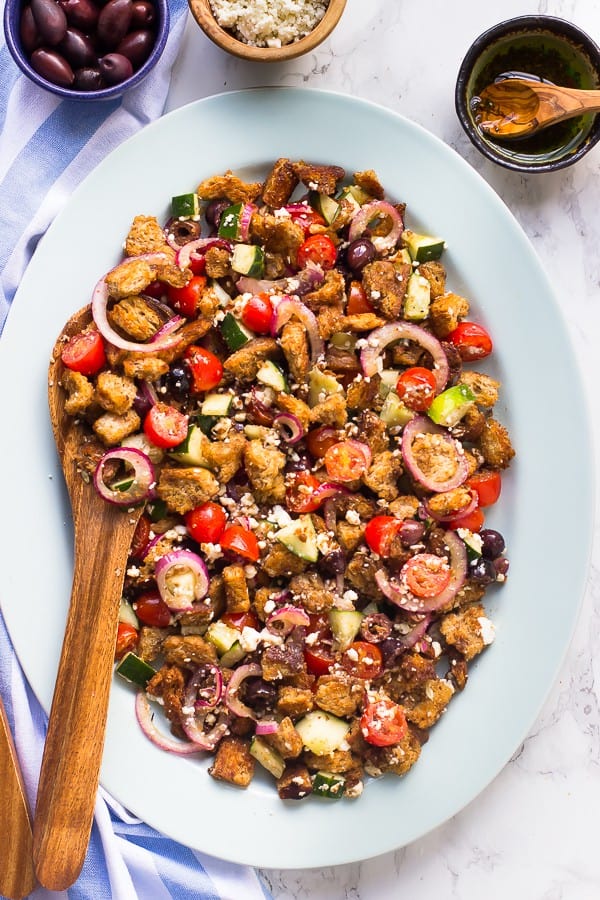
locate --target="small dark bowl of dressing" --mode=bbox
[455,16,600,173]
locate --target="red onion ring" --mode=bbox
[181,708,230,751]
[239,203,256,241]
[136,693,203,755]
[360,321,449,392]
[397,614,432,650]
[133,380,159,417]
[401,416,468,493]
[255,720,279,736]
[224,663,262,720]
[273,413,304,444]
[155,549,210,612]
[93,447,155,506]
[184,664,223,710]
[423,488,478,523]
[348,200,403,252]
[176,238,232,269]
[271,296,324,365]
[236,261,324,299]
[375,530,467,612]
[266,606,311,636]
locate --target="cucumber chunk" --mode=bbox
[116,652,156,688]
[403,272,431,321]
[308,191,340,225]
[308,367,343,407]
[119,598,139,629]
[205,620,241,655]
[217,202,243,240]
[380,391,414,427]
[256,360,288,392]
[171,193,200,219]
[219,640,247,668]
[231,243,264,277]
[274,514,319,562]
[404,230,446,263]
[329,609,363,651]
[169,424,210,466]
[312,771,346,799]
[427,384,475,428]
[378,369,400,398]
[201,393,233,417]
[221,312,253,351]
[250,736,286,779]
[296,711,350,756]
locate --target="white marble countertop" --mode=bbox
[167,2,600,896]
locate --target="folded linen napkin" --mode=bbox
[0,6,271,899]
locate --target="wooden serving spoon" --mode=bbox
[34,306,143,891]
[472,76,600,139]
[0,700,36,899]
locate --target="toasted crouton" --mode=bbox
[362,450,403,501]
[95,371,137,415]
[197,171,262,204]
[418,260,446,298]
[156,466,220,514]
[276,685,315,718]
[203,432,246,484]
[124,215,172,258]
[477,418,515,469]
[261,158,299,208]
[62,368,95,416]
[460,370,501,408]
[243,440,286,504]
[353,168,384,199]
[223,337,279,382]
[122,356,170,380]
[262,543,309,578]
[264,717,303,759]
[92,409,140,446]
[108,296,163,341]
[222,565,251,614]
[439,603,495,661]
[289,572,335,614]
[404,679,454,728]
[292,161,345,195]
[276,761,313,799]
[308,393,347,428]
[209,737,255,787]
[105,258,155,299]
[280,320,310,382]
[315,675,362,718]
[162,635,218,668]
[429,292,470,338]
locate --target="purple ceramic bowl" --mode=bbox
[3,0,169,101]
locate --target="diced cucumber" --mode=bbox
[394,248,412,266]
[404,230,446,263]
[308,367,343,407]
[308,191,340,225]
[461,529,483,562]
[403,272,431,321]
[379,369,400,398]
[337,184,371,206]
[116,652,156,688]
[219,640,247,668]
[119,598,139,629]
[330,332,358,351]
[250,736,286,779]
[110,476,134,493]
[274,514,319,563]
[312,771,346,799]
[201,393,233,417]
[217,202,243,240]
[256,360,288,392]
[329,609,363,651]
[205,620,241,655]
[295,711,350,756]
[210,279,232,307]
[231,243,264,277]
[169,424,210,466]
[171,192,200,219]
[427,384,475,428]
[221,312,253,351]
[380,391,414,427]
[194,414,218,436]
[146,498,168,522]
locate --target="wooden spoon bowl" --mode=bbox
[34,306,143,891]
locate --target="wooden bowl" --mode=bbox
[188,0,347,61]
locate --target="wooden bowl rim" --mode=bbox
[187,0,347,61]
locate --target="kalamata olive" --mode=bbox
[205,199,230,228]
[164,217,202,246]
[97,0,133,47]
[494,556,510,577]
[59,27,96,67]
[30,47,74,85]
[20,6,41,53]
[117,29,154,68]
[316,548,345,578]
[469,557,496,585]
[59,0,99,30]
[73,66,105,89]
[479,528,505,560]
[399,519,426,546]
[345,238,376,272]
[242,677,277,712]
[379,637,405,668]
[131,0,155,26]
[163,363,192,401]
[98,52,133,84]
[360,613,393,643]
[31,0,68,45]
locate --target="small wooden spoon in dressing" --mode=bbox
[34,306,143,891]
[472,76,600,139]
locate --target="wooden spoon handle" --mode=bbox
[33,504,136,891]
[0,698,36,899]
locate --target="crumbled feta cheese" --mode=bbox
[345,509,361,526]
[478,616,496,645]
[209,0,327,48]
[240,626,261,652]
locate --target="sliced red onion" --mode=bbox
[151,314,185,341]
[266,606,311,636]
[136,693,202,755]
[175,237,232,269]
[92,276,185,354]
[155,549,209,612]
[423,488,478,523]
[255,719,279,736]
[348,200,403,252]
[181,708,229,750]
[239,203,256,241]
[312,482,351,507]
[133,380,159,418]
[273,412,304,444]
[376,530,467,612]
[94,447,155,506]
[271,296,324,365]
[360,321,449,391]
[224,663,262,720]
[185,664,223,710]
[401,416,468,492]
[323,499,337,532]
[236,261,324,299]
[397,614,431,650]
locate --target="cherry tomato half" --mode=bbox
[61,329,106,375]
[304,614,335,676]
[184,345,223,392]
[143,402,189,449]
[220,524,260,562]
[324,440,371,482]
[221,610,260,631]
[286,472,322,514]
[364,516,403,558]
[115,622,138,660]
[297,234,337,270]
[185,501,227,544]
[446,506,485,533]
[288,206,326,234]
[241,293,273,334]
[167,275,207,318]
[402,553,451,598]
[467,469,502,507]
[360,697,408,747]
[396,366,437,412]
[341,642,383,680]
[447,321,493,361]
[346,280,375,315]
[305,426,343,460]
[133,589,172,628]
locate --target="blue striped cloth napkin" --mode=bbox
[0,4,271,898]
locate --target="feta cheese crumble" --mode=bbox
[209,0,328,48]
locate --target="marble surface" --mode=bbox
[166,1,600,896]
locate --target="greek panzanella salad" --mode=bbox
[57,158,514,801]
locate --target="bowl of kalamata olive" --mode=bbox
[4,0,169,99]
